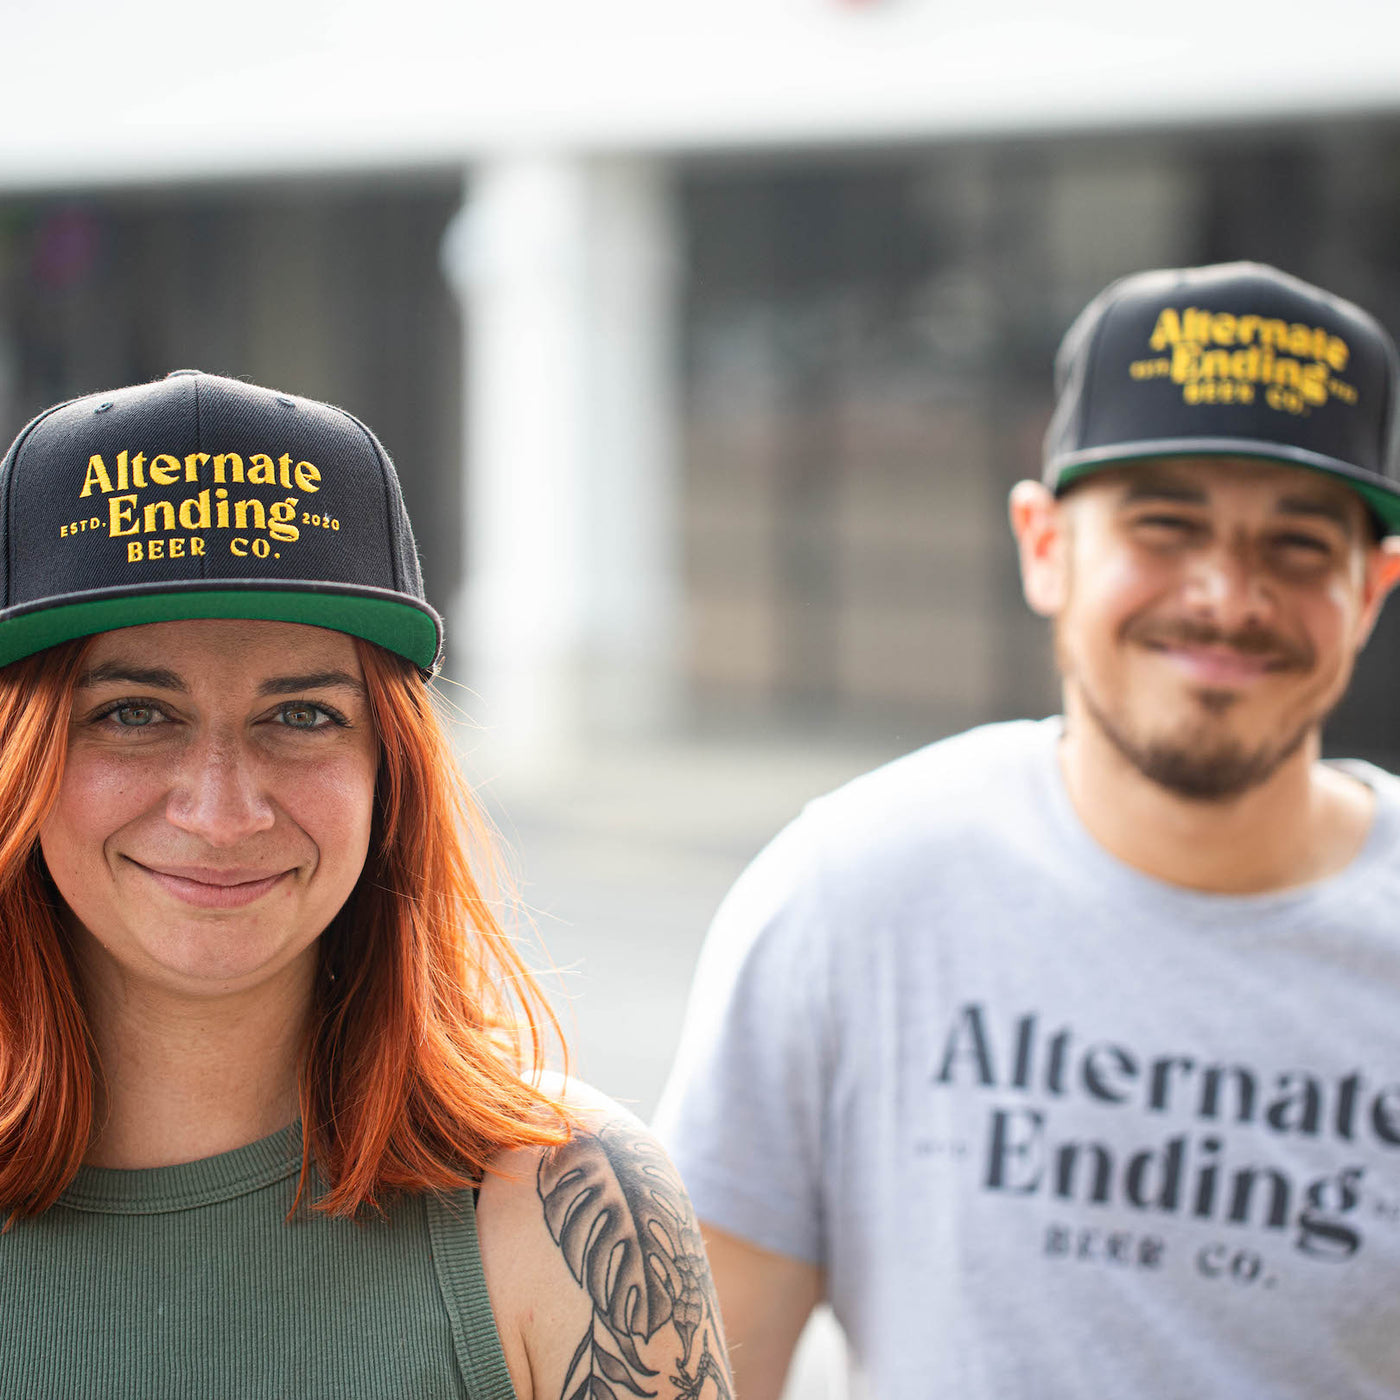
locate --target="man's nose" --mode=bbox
[163,735,276,847]
[1181,538,1273,630]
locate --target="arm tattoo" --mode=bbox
[538,1120,733,1400]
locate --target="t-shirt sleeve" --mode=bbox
[653,813,831,1267]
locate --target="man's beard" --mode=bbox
[1066,616,1322,803]
[1077,681,1316,801]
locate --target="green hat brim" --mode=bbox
[1051,441,1400,536]
[0,586,442,675]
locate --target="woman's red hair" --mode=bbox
[0,634,570,1221]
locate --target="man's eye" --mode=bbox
[1133,514,1202,538]
[1273,533,1332,555]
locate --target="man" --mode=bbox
[655,263,1400,1398]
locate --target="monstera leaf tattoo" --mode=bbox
[538,1122,732,1400]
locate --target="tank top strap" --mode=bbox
[425,1187,517,1400]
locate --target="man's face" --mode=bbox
[1017,456,1400,801]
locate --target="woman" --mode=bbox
[0,371,733,1400]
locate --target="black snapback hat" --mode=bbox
[0,370,443,673]
[1043,262,1400,532]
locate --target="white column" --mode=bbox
[442,153,679,781]
[580,159,682,738]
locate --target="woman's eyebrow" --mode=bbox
[256,670,367,697]
[74,665,366,696]
[76,663,186,691]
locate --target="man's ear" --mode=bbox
[1008,480,1069,618]
[1355,534,1400,649]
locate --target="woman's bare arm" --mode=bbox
[479,1089,734,1400]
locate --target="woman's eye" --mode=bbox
[277,700,343,733]
[110,703,160,728]
[277,703,328,730]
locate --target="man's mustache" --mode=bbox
[1126,617,1313,670]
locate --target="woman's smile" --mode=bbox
[124,859,296,910]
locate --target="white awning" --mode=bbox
[3,0,1400,189]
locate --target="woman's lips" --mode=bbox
[129,861,292,909]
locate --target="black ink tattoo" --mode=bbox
[538,1121,733,1400]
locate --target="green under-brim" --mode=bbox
[1052,443,1400,536]
[0,588,442,675]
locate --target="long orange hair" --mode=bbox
[0,633,570,1221]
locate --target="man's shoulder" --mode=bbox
[696,718,1061,969]
[716,717,1059,931]
[803,716,1056,845]
[1333,755,1400,808]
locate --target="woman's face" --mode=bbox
[40,619,378,1000]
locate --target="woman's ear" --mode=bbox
[1008,479,1070,618]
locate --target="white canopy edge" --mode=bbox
[3,1,1400,190]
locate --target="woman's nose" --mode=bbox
[163,736,276,847]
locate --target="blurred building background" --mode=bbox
[4,2,1400,1390]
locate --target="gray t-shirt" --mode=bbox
[655,718,1400,1398]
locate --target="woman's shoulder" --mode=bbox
[476,1076,733,1400]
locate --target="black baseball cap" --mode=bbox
[0,370,443,674]
[1043,262,1400,533]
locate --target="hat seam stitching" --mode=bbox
[340,410,402,596]
[192,373,209,583]
[2,400,75,614]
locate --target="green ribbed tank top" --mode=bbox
[0,1125,517,1400]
